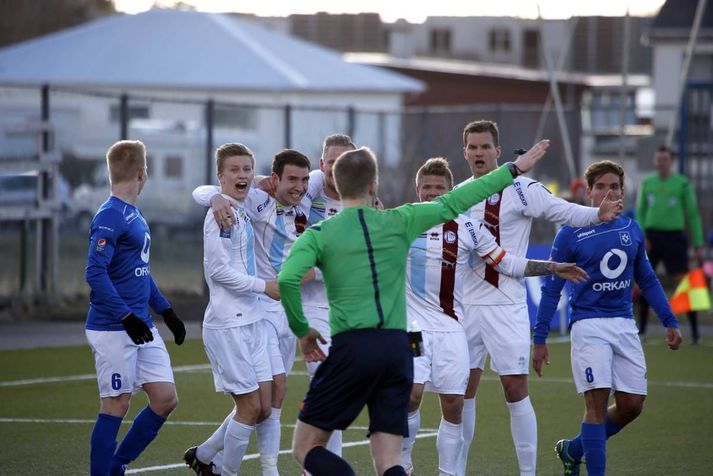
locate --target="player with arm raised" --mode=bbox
[456,120,623,476]
[401,158,588,476]
[277,142,549,476]
[532,160,681,476]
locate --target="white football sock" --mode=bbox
[437,418,463,476]
[326,429,343,457]
[197,408,236,463]
[457,397,475,476]
[401,409,420,473]
[222,419,253,476]
[507,396,537,476]
[256,407,281,476]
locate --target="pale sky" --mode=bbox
[114,0,666,23]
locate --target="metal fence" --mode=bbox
[1,84,710,300]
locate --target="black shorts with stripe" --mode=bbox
[298,328,413,437]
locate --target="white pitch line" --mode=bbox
[0,364,310,388]
[0,417,438,434]
[125,431,440,474]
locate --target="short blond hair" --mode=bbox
[106,140,146,184]
[215,143,254,173]
[322,133,356,159]
[416,157,453,188]
[333,147,378,199]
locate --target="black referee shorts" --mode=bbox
[298,328,413,437]
[646,230,689,275]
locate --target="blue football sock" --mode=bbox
[304,446,355,476]
[90,413,123,476]
[568,414,622,462]
[110,406,166,475]
[581,422,606,476]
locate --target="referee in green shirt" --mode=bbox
[636,145,705,343]
[278,141,550,476]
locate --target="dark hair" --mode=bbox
[416,157,453,188]
[272,149,311,178]
[463,120,500,147]
[215,143,254,172]
[584,160,625,189]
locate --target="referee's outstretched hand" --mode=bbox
[512,139,550,174]
[162,308,186,345]
[122,313,154,345]
[299,328,328,362]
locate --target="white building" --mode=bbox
[0,8,422,225]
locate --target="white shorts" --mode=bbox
[463,303,530,375]
[86,327,174,398]
[414,329,469,395]
[570,318,647,395]
[202,321,272,396]
[303,305,332,378]
[263,308,296,376]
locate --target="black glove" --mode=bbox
[122,313,154,345]
[162,308,186,345]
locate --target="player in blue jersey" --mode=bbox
[85,140,185,476]
[532,160,682,476]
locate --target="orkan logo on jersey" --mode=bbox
[140,233,151,263]
[593,248,630,291]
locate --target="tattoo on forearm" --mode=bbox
[524,260,554,276]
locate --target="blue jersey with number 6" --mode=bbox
[85,196,170,331]
[533,216,678,344]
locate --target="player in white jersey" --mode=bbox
[183,143,281,476]
[401,158,588,476]
[190,149,313,476]
[455,120,623,476]
[299,134,357,460]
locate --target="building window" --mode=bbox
[429,29,451,53]
[164,155,183,179]
[109,104,150,123]
[489,29,510,53]
[214,106,257,130]
[522,29,541,68]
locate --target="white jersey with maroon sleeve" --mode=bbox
[406,214,500,332]
[457,176,599,305]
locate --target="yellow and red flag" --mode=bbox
[669,268,711,314]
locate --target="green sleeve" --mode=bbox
[398,165,513,242]
[682,179,704,247]
[277,228,320,337]
[636,179,648,225]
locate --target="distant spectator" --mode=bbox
[568,178,587,205]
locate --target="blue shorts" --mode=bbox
[298,328,413,437]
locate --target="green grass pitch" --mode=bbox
[1,337,712,474]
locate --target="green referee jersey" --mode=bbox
[277,165,513,338]
[635,172,704,247]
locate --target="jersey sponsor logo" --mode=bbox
[465,221,479,245]
[600,248,627,279]
[96,238,107,253]
[513,181,528,206]
[98,225,114,232]
[444,230,457,244]
[140,233,151,263]
[134,265,151,277]
[619,231,632,246]
[577,229,597,239]
[487,193,500,205]
[219,228,231,239]
[593,279,630,291]
[256,197,271,212]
